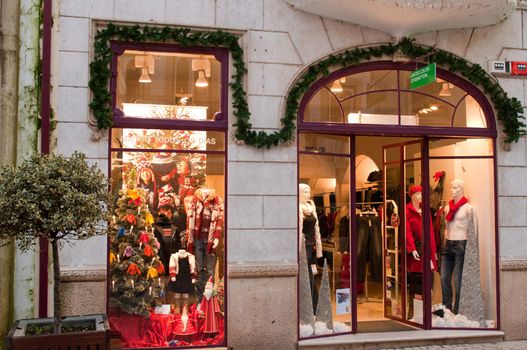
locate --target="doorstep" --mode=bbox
[298,330,504,349]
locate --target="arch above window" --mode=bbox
[299,61,496,137]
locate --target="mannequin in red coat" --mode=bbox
[405,185,437,320]
[405,185,438,273]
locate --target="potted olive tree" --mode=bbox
[0,152,112,349]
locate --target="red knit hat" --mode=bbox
[408,185,422,197]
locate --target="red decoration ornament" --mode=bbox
[155,262,165,275]
[143,245,153,257]
[126,213,137,225]
[138,232,149,244]
[127,263,141,275]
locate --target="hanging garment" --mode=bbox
[356,216,382,283]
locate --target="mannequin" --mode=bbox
[405,185,437,315]
[440,179,484,326]
[298,183,323,311]
[186,187,223,303]
[168,249,196,313]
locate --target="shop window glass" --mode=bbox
[399,71,466,106]
[339,70,398,96]
[109,130,226,348]
[428,138,496,328]
[116,50,221,121]
[452,95,487,128]
[109,45,227,349]
[399,92,455,127]
[304,87,342,123]
[299,152,352,338]
[342,92,400,125]
[299,133,350,154]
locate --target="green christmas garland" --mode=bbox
[90,25,525,147]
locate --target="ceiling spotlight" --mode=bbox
[138,67,151,83]
[429,105,439,111]
[330,79,343,93]
[195,70,208,87]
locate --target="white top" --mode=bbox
[445,202,472,241]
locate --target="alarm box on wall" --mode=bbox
[510,62,527,76]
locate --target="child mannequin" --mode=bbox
[168,249,196,313]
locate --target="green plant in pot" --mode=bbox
[0,152,111,337]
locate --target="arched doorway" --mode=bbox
[297,61,498,338]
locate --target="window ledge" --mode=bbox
[299,329,504,349]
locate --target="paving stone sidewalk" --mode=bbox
[383,340,527,350]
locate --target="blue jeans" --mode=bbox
[194,238,216,303]
[440,239,467,314]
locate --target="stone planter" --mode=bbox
[6,314,109,350]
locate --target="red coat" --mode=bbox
[405,203,437,273]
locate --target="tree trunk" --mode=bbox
[51,240,61,334]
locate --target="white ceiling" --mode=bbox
[283,0,517,37]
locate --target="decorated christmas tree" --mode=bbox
[109,187,165,316]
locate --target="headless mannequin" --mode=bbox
[441,179,471,314]
[169,249,196,313]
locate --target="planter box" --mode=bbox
[7,314,110,350]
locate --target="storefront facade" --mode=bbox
[4,0,527,349]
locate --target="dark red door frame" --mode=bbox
[38,0,52,317]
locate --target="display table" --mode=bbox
[109,308,224,348]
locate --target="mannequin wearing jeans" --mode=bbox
[299,183,323,312]
[441,179,470,314]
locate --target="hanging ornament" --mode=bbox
[127,263,141,275]
[127,189,140,201]
[124,245,134,257]
[155,262,165,275]
[138,232,149,244]
[147,266,158,279]
[126,213,137,225]
[109,251,117,264]
[144,245,154,257]
[117,227,126,239]
[145,211,154,226]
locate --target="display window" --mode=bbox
[297,62,498,338]
[108,43,227,348]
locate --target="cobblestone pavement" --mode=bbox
[382,340,527,350]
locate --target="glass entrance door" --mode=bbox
[383,140,424,327]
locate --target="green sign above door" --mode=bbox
[409,63,436,89]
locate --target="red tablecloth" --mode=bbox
[109,307,224,348]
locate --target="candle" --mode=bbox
[146,205,149,212]
[151,257,155,265]
[117,254,120,263]
[112,280,115,290]
[149,286,152,295]
[139,242,142,249]
[112,215,116,224]
[138,206,140,214]
[158,277,161,286]
[129,225,133,234]
[131,280,134,289]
